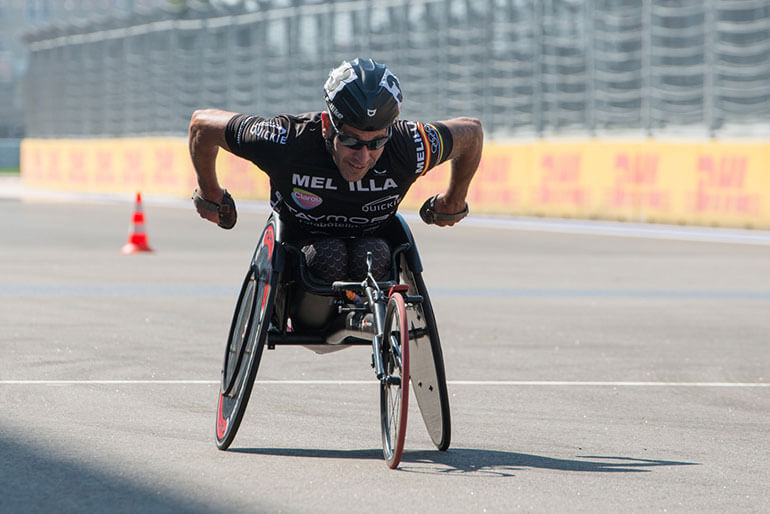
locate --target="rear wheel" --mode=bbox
[399,260,451,451]
[216,223,277,450]
[380,292,410,469]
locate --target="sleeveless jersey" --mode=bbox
[224,112,453,237]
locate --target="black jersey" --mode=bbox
[224,111,453,237]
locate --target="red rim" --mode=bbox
[387,293,410,469]
[216,394,228,441]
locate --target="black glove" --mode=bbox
[419,194,469,225]
[193,189,238,230]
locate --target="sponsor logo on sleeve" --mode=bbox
[408,121,427,175]
[291,188,323,210]
[424,124,441,155]
[249,121,288,145]
[236,116,257,145]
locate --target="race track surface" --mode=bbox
[1,196,768,513]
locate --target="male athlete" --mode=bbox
[189,58,483,282]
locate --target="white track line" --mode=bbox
[449,381,769,387]
[0,380,219,385]
[0,380,767,387]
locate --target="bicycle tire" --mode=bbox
[380,292,410,469]
[215,223,277,450]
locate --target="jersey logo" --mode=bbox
[424,124,442,155]
[291,188,323,210]
[408,121,430,175]
[292,173,338,191]
[362,195,400,213]
[349,178,398,192]
[284,203,392,228]
[249,121,288,145]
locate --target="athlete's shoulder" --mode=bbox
[287,111,324,139]
[227,111,323,150]
[388,119,454,176]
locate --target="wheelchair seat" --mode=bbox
[268,212,423,337]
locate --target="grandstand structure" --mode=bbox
[20,0,770,140]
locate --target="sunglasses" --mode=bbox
[328,114,392,150]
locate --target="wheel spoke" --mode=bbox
[390,334,402,362]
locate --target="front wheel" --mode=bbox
[380,292,410,469]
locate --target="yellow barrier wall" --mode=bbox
[21,137,770,229]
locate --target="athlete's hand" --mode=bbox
[433,194,468,226]
[419,194,469,226]
[193,188,238,229]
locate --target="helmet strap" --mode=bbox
[321,111,336,151]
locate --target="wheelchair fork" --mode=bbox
[368,289,388,381]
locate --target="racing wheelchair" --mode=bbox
[214,209,453,469]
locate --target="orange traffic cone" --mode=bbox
[121,192,153,254]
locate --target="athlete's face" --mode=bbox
[323,115,388,182]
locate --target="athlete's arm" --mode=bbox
[432,117,483,226]
[188,108,238,223]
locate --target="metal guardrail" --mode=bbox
[20,0,770,139]
[0,139,21,168]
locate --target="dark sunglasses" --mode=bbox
[328,114,392,150]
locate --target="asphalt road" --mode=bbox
[1,194,769,513]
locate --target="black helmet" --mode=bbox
[324,58,403,131]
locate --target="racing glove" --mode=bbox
[193,189,238,230]
[419,194,469,225]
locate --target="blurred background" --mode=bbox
[4,0,769,141]
[3,0,770,226]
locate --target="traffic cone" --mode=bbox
[121,192,153,254]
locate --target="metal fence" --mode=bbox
[22,0,770,139]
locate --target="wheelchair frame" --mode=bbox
[214,211,451,468]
